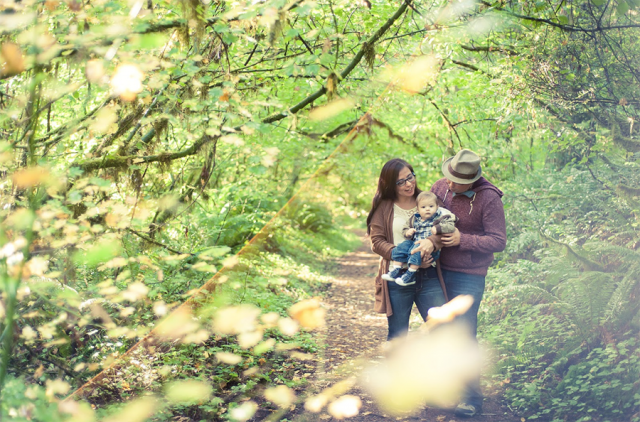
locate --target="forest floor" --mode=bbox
[278,230,524,422]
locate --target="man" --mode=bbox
[431,149,507,417]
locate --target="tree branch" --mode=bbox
[258,0,414,125]
[74,134,215,172]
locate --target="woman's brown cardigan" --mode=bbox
[369,200,440,317]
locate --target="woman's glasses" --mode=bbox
[396,172,415,186]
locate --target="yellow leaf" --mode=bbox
[309,98,355,121]
[45,379,71,399]
[110,64,144,102]
[277,317,299,336]
[165,380,212,404]
[238,330,263,348]
[12,167,50,189]
[328,395,362,419]
[397,55,439,94]
[425,295,474,326]
[212,304,260,335]
[222,255,239,268]
[264,385,296,408]
[289,298,325,330]
[216,352,243,365]
[101,396,158,422]
[121,282,149,302]
[85,59,105,84]
[304,394,329,413]
[156,307,200,340]
[0,42,25,76]
[90,106,117,134]
[229,401,257,421]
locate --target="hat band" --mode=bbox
[448,163,477,180]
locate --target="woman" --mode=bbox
[366,159,447,340]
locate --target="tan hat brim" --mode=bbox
[441,156,482,184]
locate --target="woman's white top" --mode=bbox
[392,203,417,245]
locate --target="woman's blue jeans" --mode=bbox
[442,269,486,409]
[386,267,446,341]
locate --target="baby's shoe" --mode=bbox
[396,270,417,286]
[382,266,404,281]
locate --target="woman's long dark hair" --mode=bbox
[366,158,421,234]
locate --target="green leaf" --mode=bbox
[198,246,231,257]
[74,240,121,267]
[136,33,169,49]
[617,0,629,15]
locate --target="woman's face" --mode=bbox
[395,166,416,199]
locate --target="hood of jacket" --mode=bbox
[471,177,504,198]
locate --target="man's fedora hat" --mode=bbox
[442,149,482,184]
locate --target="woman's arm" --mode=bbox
[369,206,395,261]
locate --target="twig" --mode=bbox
[126,228,193,255]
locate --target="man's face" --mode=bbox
[418,199,437,219]
[447,179,473,194]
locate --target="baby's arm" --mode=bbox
[431,210,458,235]
[402,216,416,238]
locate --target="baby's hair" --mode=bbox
[417,191,438,205]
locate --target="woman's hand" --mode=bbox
[441,228,461,247]
[412,238,435,257]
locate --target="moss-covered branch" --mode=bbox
[74,134,214,173]
[539,231,606,272]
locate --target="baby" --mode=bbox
[382,191,458,286]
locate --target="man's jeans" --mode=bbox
[442,269,486,409]
[386,267,446,340]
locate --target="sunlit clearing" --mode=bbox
[288,298,326,329]
[362,324,481,415]
[101,396,158,422]
[328,395,362,419]
[309,98,355,121]
[229,401,258,421]
[110,63,144,101]
[264,385,296,407]
[212,304,260,335]
[165,380,212,404]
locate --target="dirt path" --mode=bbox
[295,231,523,422]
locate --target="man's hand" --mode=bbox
[441,228,461,247]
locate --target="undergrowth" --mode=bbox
[481,164,640,422]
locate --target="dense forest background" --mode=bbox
[1,0,639,420]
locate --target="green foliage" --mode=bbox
[483,164,640,421]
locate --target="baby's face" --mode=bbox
[417,199,438,219]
